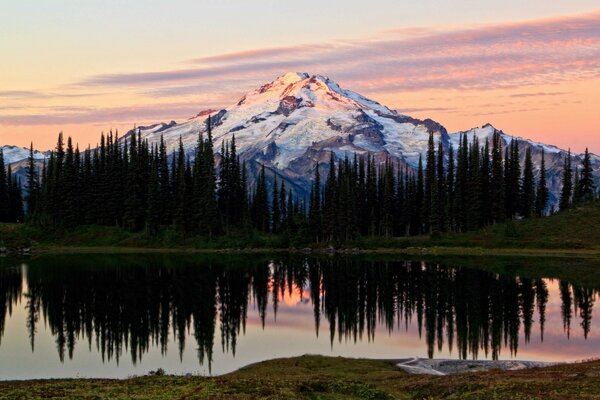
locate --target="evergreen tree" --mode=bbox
[271,175,280,233]
[521,147,535,218]
[436,140,446,232]
[424,133,436,233]
[535,150,549,216]
[146,147,161,235]
[490,131,505,223]
[252,164,270,232]
[467,135,481,230]
[26,142,39,218]
[173,137,188,233]
[576,148,595,203]
[199,118,218,237]
[415,155,424,234]
[446,144,455,231]
[0,149,9,222]
[308,163,322,241]
[559,150,573,211]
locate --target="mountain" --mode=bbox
[1,145,50,185]
[129,72,599,209]
[3,72,599,210]
[1,145,49,165]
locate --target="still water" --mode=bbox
[0,254,598,379]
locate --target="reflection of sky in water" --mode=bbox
[0,263,598,379]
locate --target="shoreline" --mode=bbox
[1,355,598,399]
[12,244,600,258]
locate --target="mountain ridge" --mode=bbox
[2,72,599,209]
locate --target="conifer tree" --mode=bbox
[467,135,481,230]
[26,142,39,218]
[199,118,218,237]
[415,155,424,234]
[521,147,535,218]
[576,148,595,203]
[559,150,573,211]
[490,131,505,223]
[173,137,188,233]
[436,140,446,232]
[535,150,549,216]
[480,140,491,225]
[252,164,269,232]
[424,133,436,233]
[308,163,322,241]
[0,149,9,222]
[146,147,161,235]
[446,144,455,231]
[271,175,280,233]
[323,153,337,240]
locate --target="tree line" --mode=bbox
[0,150,24,223]
[21,120,308,240]
[308,132,595,241]
[2,123,596,242]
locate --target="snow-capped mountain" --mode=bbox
[2,72,599,210]
[1,145,49,165]
[130,72,598,209]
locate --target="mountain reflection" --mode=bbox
[0,256,597,370]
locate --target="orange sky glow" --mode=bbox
[1,5,599,154]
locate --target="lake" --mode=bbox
[0,253,598,379]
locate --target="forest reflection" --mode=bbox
[0,256,597,371]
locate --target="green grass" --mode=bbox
[1,355,600,399]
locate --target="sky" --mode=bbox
[0,0,599,153]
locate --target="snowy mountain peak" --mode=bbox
[235,72,393,115]
[1,145,49,165]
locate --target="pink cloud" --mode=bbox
[72,10,600,95]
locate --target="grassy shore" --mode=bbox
[1,202,599,257]
[1,355,599,399]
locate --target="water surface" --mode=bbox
[0,254,598,379]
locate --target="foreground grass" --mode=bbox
[1,355,600,399]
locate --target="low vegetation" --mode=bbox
[2,201,600,254]
[1,355,599,399]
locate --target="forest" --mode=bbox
[0,118,596,244]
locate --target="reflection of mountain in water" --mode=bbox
[0,257,596,371]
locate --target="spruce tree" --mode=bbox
[252,164,269,232]
[467,135,481,230]
[0,149,9,222]
[26,142,39,218]
[271,175,280,233]
[490,131,505,223]
[521,147,535,218]
[424,133,436,233]
[576,148,595,203]
[559,150,572,211]
[146,147,161,235]
[200,119,218,237]
[535,150,549,216]
[308,163,322,241]
[436,140,446,232]
[446,144,455,231]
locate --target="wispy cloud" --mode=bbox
[509,91,568,98]
[73,9,600,96]
[0,102,212,126]
[3,10,599,130]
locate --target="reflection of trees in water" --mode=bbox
[0,258,597,369]
[0,265,22,347]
